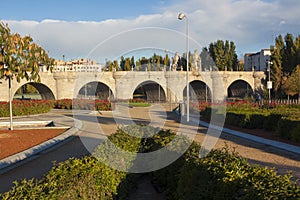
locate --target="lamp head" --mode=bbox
[178,13,186,20]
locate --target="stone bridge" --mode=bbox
[0,70,265,103]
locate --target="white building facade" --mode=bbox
[244,49,271,71]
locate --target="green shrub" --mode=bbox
[201,104,300,142]
[174,148,300,200]
[263,113,282,131]
[276,118,300,142]
[0,157,129,200]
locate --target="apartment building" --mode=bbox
[244,49,271,71]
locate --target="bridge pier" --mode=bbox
[54,72,78,99]
[211,72,227,102]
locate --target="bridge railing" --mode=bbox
[265,99,299,105]
[52,64,104,72]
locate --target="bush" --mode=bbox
[0,157,129,199]
[0,100,53,117]
[166,147,300,200]
[276,118,300,142]
[225,112,267,129]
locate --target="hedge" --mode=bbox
[201,105,300,142]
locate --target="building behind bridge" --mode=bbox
[244,49,271,71]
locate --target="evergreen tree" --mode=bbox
[124,57,131,71]
[208,40,238,71]
[163,53,170,69]
[130,56,135,70]
[270,35,284,96]
[270,33,300,98]
[113,60,118,71]
[120,56,125,71]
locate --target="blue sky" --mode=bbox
[1,0,299,63]
[1,0,170,21]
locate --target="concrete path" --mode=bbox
[0,105,299,195]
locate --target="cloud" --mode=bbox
[4,0,300,62]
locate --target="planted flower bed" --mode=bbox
[0,99,112,117]
[0,100,53,117]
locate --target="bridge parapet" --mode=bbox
[53,64,104,72]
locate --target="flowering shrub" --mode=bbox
[0,99,112,117]
[72,99,112,111]
[0,100,53,117]
[54,99,112,111]
[54,99,73,109]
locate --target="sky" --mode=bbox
[1,0,300,63]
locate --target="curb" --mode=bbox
[0,119,82,173]
[176,110,300,155]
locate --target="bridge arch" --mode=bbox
[227,80,254,99]
[183,80,212,102]
[77,81,114,100]
[14,82,55,100]
[132,80,166,102]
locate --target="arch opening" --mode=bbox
[78,81,114,100]
[183,81,212,102]
[14,83,55,100]
[227,80,253,99]
[133,81,166,102]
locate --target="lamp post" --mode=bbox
[178,12,189,122]
[266,60,273,104]
[4,64,13,130]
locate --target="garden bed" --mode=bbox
[0,128,67,160]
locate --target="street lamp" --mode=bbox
[178,12,190,122]
[266,60,273,104]
[3,64,13,130]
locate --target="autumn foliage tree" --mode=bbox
[0,22,54,130]
[0,22,54,82]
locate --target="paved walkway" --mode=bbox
[0,105,299,196]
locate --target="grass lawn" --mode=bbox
[128,102,151,107]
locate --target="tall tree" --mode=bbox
[124,57,131,71]
[270,33,300,98]
[270,35,284,95]
[208,40,238,71]
[113,60,118,71]
[163,53,170,69]
[120,56,125,71]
